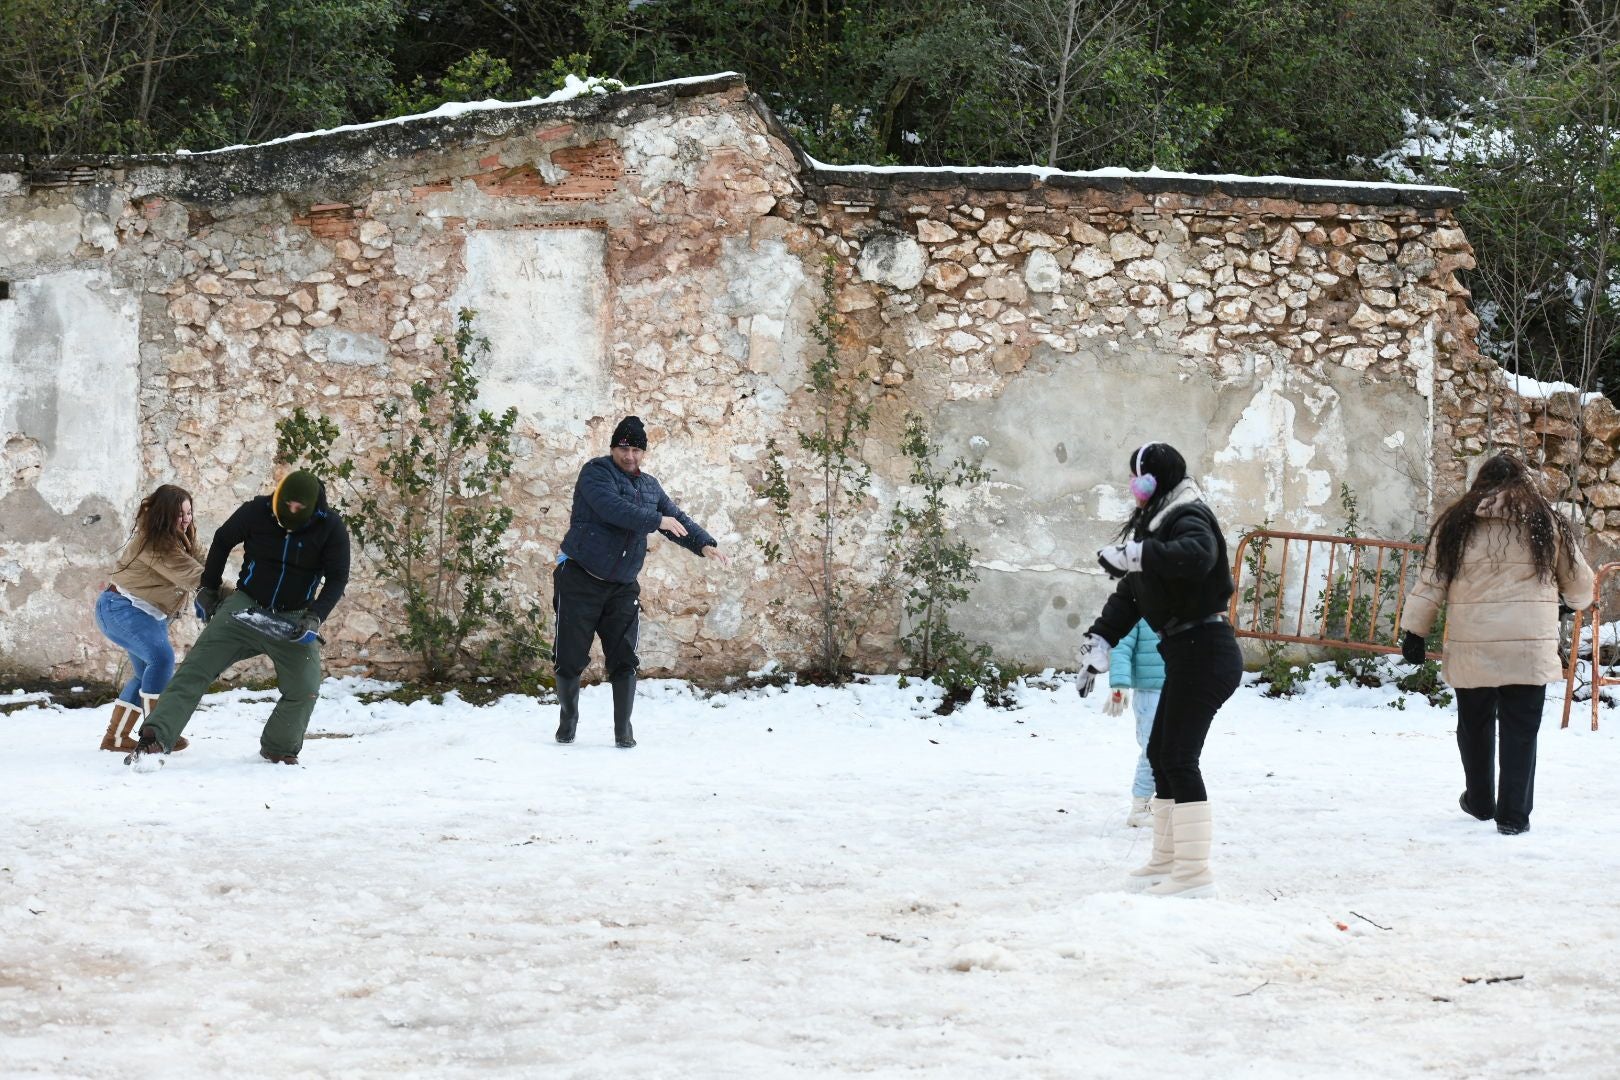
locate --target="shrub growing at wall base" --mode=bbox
[754,255,900,682]
[891,412,1015,712]
[275,308,550,688]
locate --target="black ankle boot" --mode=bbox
[612,674,636,748]
[555,675,580,744]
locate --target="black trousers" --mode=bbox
[1455,684,1545,830]
[552,561,641,683]
[1147,621,1244,803]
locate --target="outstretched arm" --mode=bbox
[657,488,717,557]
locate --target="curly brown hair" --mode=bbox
[117,484,197,568]
[1426,453,1575,585]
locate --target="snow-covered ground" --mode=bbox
[4,668,1618,1078]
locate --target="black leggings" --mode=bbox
[1455,684,1545,830]
[1146,621,1244,803]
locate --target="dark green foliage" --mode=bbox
[1395,660,1453,709]
[275,309,543,684]
[1420,0,1620,404]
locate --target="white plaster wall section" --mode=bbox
[716,236,810,397]
[0,201,86,273]
[452,229,612,438]
[0,269,140,517]
[1212,357,1337,532]
[1409,318,1439,517]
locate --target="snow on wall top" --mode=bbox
[0,71,1464,210]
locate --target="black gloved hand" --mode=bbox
[1400,630,1426,665]
[195,586,222,622]
[294,613,323,644]
[1558,603,1575,619]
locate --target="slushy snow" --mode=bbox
[3,668,1617,1077]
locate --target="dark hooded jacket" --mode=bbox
[201,482,351,619]
[560,456,714,583]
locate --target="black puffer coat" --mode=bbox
[1087,480,1233,644]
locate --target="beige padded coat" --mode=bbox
[106,536,205,618]
[1399,498,1594,689]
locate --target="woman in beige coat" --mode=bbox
[93,484,205,752]
[1399,452,1594,835]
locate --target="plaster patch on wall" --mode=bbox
[305,326,387,366]
[0,269,139,517]
[453,229,610,435]
[0,203,84,270]
[1213,360,1339,529]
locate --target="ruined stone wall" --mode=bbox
[0,75,1489,684]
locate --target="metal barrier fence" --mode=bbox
[1228,529,1436,657]
[1561,561,1620,731]
[1230,528,1608,730]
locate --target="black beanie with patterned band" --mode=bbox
[611,416,648,450]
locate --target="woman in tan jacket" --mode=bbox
[93,484,205,752]
[1399,452,1594,835]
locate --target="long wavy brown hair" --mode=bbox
[1426,453,1575,585]
[117,484,197,568]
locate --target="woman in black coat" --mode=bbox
[1078,443,1242,897]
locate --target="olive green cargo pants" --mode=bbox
[143,590,322,758]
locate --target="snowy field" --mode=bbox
[4,668,1619,1079]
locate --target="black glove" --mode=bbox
[195,586,222,622]
[1400,630,1426,665]
[1558,603,1574,619]
[294,612,323,644]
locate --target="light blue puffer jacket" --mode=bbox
[1108,619,1165,691]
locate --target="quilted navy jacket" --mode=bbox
[559,456,715,583]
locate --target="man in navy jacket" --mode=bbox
[553,416,727,747]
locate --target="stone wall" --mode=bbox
[0,74,1491,683]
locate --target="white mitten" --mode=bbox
[1076,633,1111,698]
[1097,541,1144,578]
[1103,688,1131,716]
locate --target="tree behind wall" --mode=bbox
[1428,0,1620,465]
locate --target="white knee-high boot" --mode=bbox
[1128,797,1175,884]
[1148,800,1213,897]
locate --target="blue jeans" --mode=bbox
[1132,689,1163,798]
[94,589,175,706]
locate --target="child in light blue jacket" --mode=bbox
[1107,619,1165,827]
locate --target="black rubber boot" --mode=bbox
[555,676,580,744]
[612,674,636,748]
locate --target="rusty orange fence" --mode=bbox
[1231,529,1610,730]
[1561,561,1620,731]
[1228,529,1436,658]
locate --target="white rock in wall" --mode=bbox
[856,233,926,290]
[1023,249,1062,294]
[1071,247,1114,279]
[1109,232,1153,260]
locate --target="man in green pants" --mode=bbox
[129,469,350,767]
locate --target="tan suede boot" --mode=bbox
[140,693,188,752]
[100,700,143,752]
[1148,800,1214,898]
[1128,797,1175,885]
